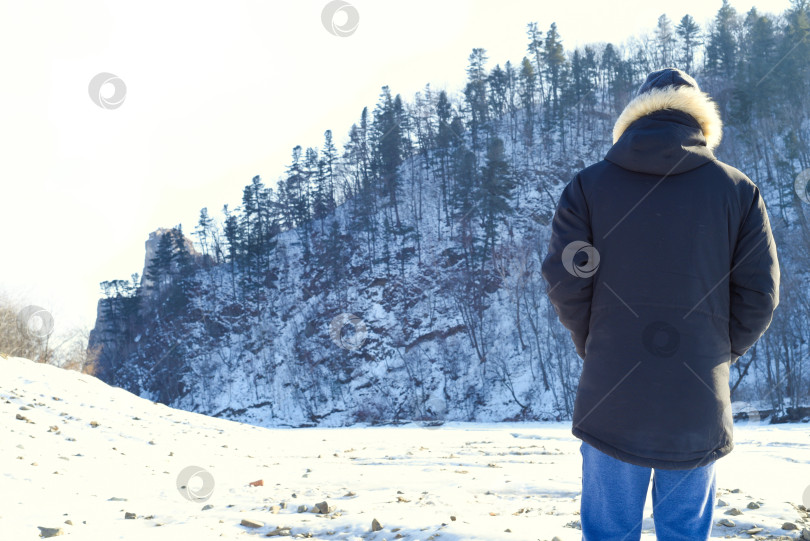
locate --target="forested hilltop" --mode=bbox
[89,1,810,427]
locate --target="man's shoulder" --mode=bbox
[580,157,758,192]
[703,158,757,188]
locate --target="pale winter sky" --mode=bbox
[0,0,792,342]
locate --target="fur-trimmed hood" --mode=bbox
[604,84,723,176]
[613,84,723,151]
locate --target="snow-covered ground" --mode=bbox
[2,355,809,540]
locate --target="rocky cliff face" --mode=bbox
[140,228,199,290]
[88,227,201,385]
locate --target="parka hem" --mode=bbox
[572,425,733,471]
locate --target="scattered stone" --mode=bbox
[37,526,63,537]
[343,491,356,497]
[552,537,563,541]
[148,440,155,445]
[249,479,264,487]
[279,502,287,509]
[202,504,214,511]
[747,501,761,509]
[730,488,742,493]
[725,507,743,516]
[716,518,736,527]
[782,522,799,530]
[314,501,331,514]
[241,518,264,528]
[745,527,764,534]
[90,421,99,428]
[564,520,582,530]
[265,526,292,536]
[269,505,281,514]
[64,520,72,526]
[717,499,728,507]
[297,504,308,513]
[371,518,383,532]
[124,512,136,519]
[801,527,810,540]
[450,516,456,521]
[20,406,30,411]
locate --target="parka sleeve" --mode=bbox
[541,174,595,359]
[728,186,780,364]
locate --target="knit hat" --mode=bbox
[637,67,700,96]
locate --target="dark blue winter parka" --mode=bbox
[541,68,780,470]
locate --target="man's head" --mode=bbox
[636,67,700,96]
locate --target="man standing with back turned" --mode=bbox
[541,67,780,540]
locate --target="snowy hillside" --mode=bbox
[3,355,810,540]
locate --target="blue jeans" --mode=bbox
[579,440,717,541]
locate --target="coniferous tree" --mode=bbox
[775,0,810,103]
[464,48,490,154]
[145,230,175,294]
[542,23,567,140]
[451,146,479,269]
[372,86,404,229]
[169,225,194,312]
[655,14,676,67]
[676,14,701,73]
[600,43,620,105]
[477,137,514,269]
[487,64,508,119]
[731,8,778,125]
[194,207,214,264]
[322,129,338,211]
[281,146,312,261]
[519,57,537,148]
[307,147,331,236]
[222,205,240,266]
[705,0,740,78]
[435,90,454,229]
[526,22,547,105]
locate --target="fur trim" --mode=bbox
[612,85,723,150]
